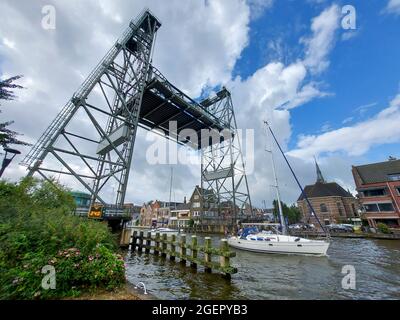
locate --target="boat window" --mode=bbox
[257,238,264,241]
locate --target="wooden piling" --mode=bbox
[219,239,231,278]
[145,231,151,254]
[204,237,212,273]
[129,230,137,251]
[170,234,176,261]
[127,229,237,277]
[154,232,160,255]
[179,234,186,265]
[161,233,167,258]
[138,231,144,252]
[190,235,198,269]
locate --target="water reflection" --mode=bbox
[125,236,400,300]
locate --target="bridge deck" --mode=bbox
[135,69,232,149]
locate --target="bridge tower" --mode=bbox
[200,88,252,221]
[21,10,161,210]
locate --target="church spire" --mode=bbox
[314,156,325,183]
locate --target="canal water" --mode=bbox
[124,235,400,300]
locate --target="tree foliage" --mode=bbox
[272,200,302,225]
[0,75,30,147]
[0,178,125,299]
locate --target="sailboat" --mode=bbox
[227,121,330,256]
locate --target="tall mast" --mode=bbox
[265,123,286,235]
[272,150,286,235]
[264,120,328,235]
[169,166,173,208]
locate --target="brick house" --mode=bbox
[297,160,359,230]
[352,158,400,229]
[189,185,217,220]
[139,200,182,227]
[140,201,159,227]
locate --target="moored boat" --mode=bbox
[150,227,179,235]
[228,226,329,256]
[227,121,331,256]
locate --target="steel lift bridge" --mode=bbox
[21,9,252,219]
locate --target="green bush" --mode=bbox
[376,223,391,234]
[0,178,125,299]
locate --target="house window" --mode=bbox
[364,203,394,212]
[320,203,328,213]
[193,202,200,208]
[364,203,378,212]
[362,188,386,197]
[194,195,199,200]
[378,203,394,212]
[388,173,400,181]
[337,203,344,216]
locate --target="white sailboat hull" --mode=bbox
[227,236,330,256]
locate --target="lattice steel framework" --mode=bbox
[21,9,252,217]
[200,88,252,218]
[21,10,160,209]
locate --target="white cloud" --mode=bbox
[342,116,353,125]
[385,0,400,15]
[247,0,274,19]
[355,102,378,115]
[0,1,342,206]
[288,93,400,159]
[341,30,358,41]
[302,4,340,74]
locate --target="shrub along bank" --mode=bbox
[0,178,125,299]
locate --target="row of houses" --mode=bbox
[138,185,267,231]
[70,157,400,232]
[297,157,400,230]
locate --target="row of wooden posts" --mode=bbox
[129,230,238,278]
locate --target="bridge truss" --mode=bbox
[21,9,252,218]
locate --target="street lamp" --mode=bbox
[0,148,21,178]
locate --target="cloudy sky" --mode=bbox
[1,0,400,208]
